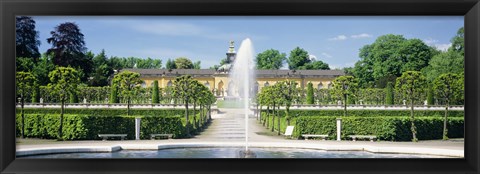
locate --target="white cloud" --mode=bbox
[351,33,372,39]
[321,52,333,59]
[422,38,451,51]
[434,43,452,52]
[423,38,438,45]
[308,54,317,61]
[328,35,348,41]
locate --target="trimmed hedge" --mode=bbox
[18,108,193,117]
[16,113,206,140]
[293,116,464,141]
[261,109,464,118]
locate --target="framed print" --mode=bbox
[1,0,479,173]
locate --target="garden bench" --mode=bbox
[283,126,294,139]
[98,134,127,141]
[302,134,329,140]
[150,134,173,140]
[348,135,377,142]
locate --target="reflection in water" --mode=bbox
[21,147,452,158]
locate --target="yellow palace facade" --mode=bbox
[123,68,344,97]
[122,42,345,97]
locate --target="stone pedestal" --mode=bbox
[135,117,141,140]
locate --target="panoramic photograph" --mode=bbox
[15,16,464,158]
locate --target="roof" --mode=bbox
[121,69,345,78]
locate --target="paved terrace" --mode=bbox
[16,108,464,157]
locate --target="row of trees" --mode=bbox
[257,71,463,141]
[346,27,464,88]
[17,67,216,139]
[16,16,202,88]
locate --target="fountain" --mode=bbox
[229,38,256,158]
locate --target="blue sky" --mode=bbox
[32,16,463,69]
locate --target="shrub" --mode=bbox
[18,108,193,117]
[292,116,464,141]
[261,109,464,118]
[16,113,201,140]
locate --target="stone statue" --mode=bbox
[424,100,428,106]
[403,100,406,105]
[39,98,43,104]
[83,98,87,104]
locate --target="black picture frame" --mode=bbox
[1,0,479,173]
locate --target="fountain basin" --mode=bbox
[16,142,463,158]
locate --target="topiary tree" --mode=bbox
[306,82,314,104]
[112,70,143,116]
[427,84,434,105]
[332,76,358,117]
[173,75,195,137]
[16,72,35,138]
[48,67,80,140]
[152,80,160,104]
[396,71,427,142]
[278,80,299,126]
[109,83,119,103]
[433,73,463,140]
[385,82,394,105]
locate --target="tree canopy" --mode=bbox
[256,49,286,70]
[16,16,41,60]
[174,57,194,69]
[351,34,436,87]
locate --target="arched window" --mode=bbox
[318,83,323,89]
[204,82,210,89]
[264,82,270,87]
[141,82,146,88]
[167,80,172,87]
[328,82,332,89]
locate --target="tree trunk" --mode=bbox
[59,99,64,140]
[208,105,212,121]
[344,94,347,117]
[286,106,290,126]
[271,103,275,132]
[185,99,190,137]
[410,99,417,142]
[21,96,25,139]
[193,102,197,131]
[277,106,281,135]
[443,101,449,140]
[127,96,130,116]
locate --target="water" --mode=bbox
[229,38,255,153]
[20,148,452,158]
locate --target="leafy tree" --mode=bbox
[332,76,358,117]
[48,67,80,140]
[31,81,40,103]
[173,75,195,137]
[166,59,177,69]
[152,80,160,103]
[352,34,435,87]
[47,22,93,82]
[32,53,56,86]
[427,84,434,105]
[422,50,464,82]
[277,81,299,126]
[450,27,464,56]
[190,80,205,130]
[90,49,113,86]
[385,82,394,105]
[174,57,194,69]
[16,16,41,61]
[433,73,463,140]
[288,47,310,70]
[112,70,143,116]
[16,72,35,138]
[299,60,330,70]
[255,49,286,70]
[193,61,201,69]
[109,83,119,103]
[395,71,427,142]
[306,82,314,104]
